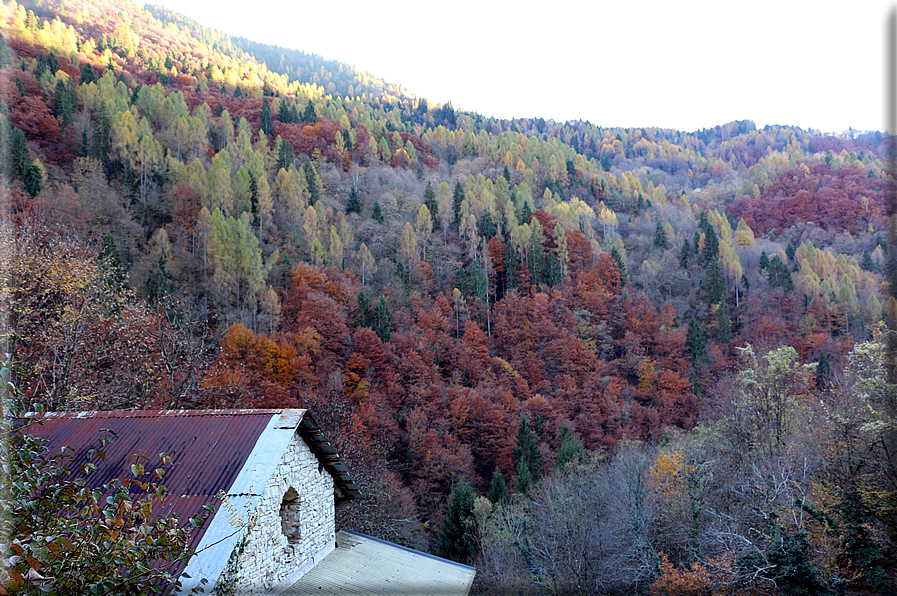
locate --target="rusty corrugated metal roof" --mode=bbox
[21,409,276,498]
[16,409,277,590]
[22,408,361,500]
[18,408,361,591]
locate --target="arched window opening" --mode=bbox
[280,487,301,544]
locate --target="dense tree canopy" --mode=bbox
[1,0,894,591]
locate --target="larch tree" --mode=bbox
[415,204,433,262]
[357,243,375,286]
[399,222,419,268]
[302,205,319,259]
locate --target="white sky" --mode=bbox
[157,0,894,134]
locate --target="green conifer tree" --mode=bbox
[435,481,477,564]
[487,469,507,504]
[716,299,733,344]
[259,98,273,136]
[706,257,725,305]
[145,252,170,304]
[304,161,319,204]
[452,181,465,228]
[654,221,669,250]
[372,201,384,224]
[346,185,361,215]
[609,246,627,286]
[555,424,584,469]
[98,231,126,292]
[686,316,708,364]
[816,351,832,390]
[274,137,294,172]
[356,289,372,328]
[860,249,875,273]
[373,296,392,341]
[679,238,692,268]
[302,99,316,123]
[423,180,438,226]
[513,416,541,492]
[785,242,796,263]
[702,225,719,264]
[80,62,96,84]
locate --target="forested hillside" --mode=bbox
[2,0,896,593]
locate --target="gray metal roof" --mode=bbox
[284,530,476,596]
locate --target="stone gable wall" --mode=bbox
[232,432,335,594]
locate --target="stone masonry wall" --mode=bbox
[229,431,335,594]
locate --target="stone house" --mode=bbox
[27,408,475,595]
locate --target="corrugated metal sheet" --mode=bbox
[18,408,363,591]
[284,530,476,596]
[17,409,277,589]
[21,409,275,497]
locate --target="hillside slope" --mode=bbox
[2,0,895,592]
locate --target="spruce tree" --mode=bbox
[504,240,518,290]
[706,257,725,306]
[46,51,59,74]
[702,225,719,263]
[686,316,708,364]
[302,99,316,123]
[435,481,477,564]
[91,102,112,170]
[259,98,273,136]
[373,296,392,341]
[816,351,832,390]
[477,211,497,241]
[716,299,733,344]
[767,256,794,292]
[145,252,170,304]
[487,469,507,504]
[785,241,796,263]
[423,180,438,226]
[9,127,27,178]
[21,161,42,198]
[79,62,96,84]
[513,416,541,492]
[452,180,465,228]
[609,246,626,286]
[304,161,319,204]
[555,424,584,469]
[515,458,533,494]
[654,221,669,250]
[372,201,384,224]
[346,185,361,215]
[277,98,295,123]
[860,249,875,272]
[98,231,126,292]
[52,79,74,131]
[274,137,294,172]
[356,289,372,328]
[679,238,692,268]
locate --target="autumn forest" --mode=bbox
[1,0,896,593]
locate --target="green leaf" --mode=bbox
[131,463,144,477]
